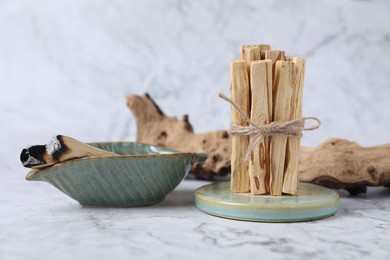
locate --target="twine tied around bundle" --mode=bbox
[219,93,321,162]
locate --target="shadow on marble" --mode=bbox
[157,188,195,208]
[41,186,389,213]
[338,187,390,199]
[35,186,196,211]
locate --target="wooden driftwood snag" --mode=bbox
[126,93,390,193]
[299,138,390,194]
[126,93,231,180]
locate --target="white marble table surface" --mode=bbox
[1,0,390,259]
[1,167,390,260]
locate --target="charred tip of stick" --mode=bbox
[20,148,30,164]
[20,145,47,167]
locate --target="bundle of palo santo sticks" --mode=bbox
[229,44,307,196]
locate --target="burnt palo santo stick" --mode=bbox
[20,135,117,168]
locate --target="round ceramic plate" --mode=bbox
[195,182,339,222]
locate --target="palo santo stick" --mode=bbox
[21,135,117,169]
[258,44,272,60]
[263,50,285,77]
[241,44,270,60]
[260,51,286,193]
[241,45,268,194]
[263,50,285,62]
[263,50,284,124]
[241,46,261,72]
[230,60,250,193]
[270,61,294,196]
[249,60,272,194]
[283,58,306,195]
[264,59,273,193]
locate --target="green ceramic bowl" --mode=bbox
[26,142,206,207]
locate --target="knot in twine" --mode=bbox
[219,93,321,162]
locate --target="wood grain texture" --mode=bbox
[241,44,271,60]
[299,138,390,194]
[283,58,306,195]
[241,46,261,69]
[270,61,294,195]
[230,60,250,193]
[263,50,286,76]
[248,60,272,194]
[241,46,262,194]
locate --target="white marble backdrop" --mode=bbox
[1,1,390,259]
[1,0,390,159]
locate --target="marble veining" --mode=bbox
[1,0,390,259]
[1,177,390,260]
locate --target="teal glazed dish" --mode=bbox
[26,142,206,207]
[195,182,339,222]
